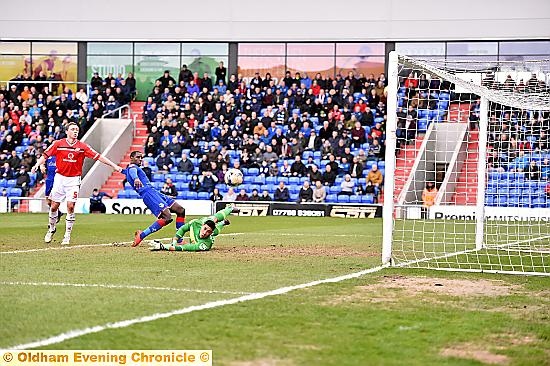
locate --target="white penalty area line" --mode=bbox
[0,233,246,255]
[7,264,389,350]
[0,281,251,295]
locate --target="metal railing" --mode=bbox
[1,80,89,93]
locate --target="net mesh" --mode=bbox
[387,54,550,275]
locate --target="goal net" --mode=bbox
[382,52,550,276]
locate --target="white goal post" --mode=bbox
[383,51,550,276]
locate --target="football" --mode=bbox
[224,168,244,187]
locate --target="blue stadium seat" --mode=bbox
[266,176,278,185]
[124,182,133,190]
[278,177,289,184]
[7,179,16,187]
[153,174,164,182]
[326,194,337,203]
[289,177,300,185]
[117,190,127,199]
[8,188,23,197]
[15,146,26,154]
[186,192,198,200]
[177,192,186,199]
[532,198,547,208]
[0,179,6,188]
[337,195,350,203]
[290,193,298,201]
[329,186,340,194]
[289,185,300,194]
[349,195,360,203]
[361,194,375,204]
[248,168,259,176]
[253,176,265,185]
[197,192,209,200]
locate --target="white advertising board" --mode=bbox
[428,205,550,221]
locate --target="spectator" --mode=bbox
[422,182,438,218]
[157,70,176,90]
[250,189,261,201]
[144,136,158,157]
[89,188,112,213]
[349,156,364,179]
[178,64,193,84]
[274,181,290,202]
[198,171,218,193]
[526,161,541,180]
[367,164,383,188]
[15,166,30,196]
[339,174,355,196]
[210,187,223,202]
[351,121,366,148]
[259,190,272,201]
[188,174,201,192]
[223,187,237,201]
[156,150,174,173]
[177,153,194,174]
[235,188,249,201]
[298,181,313,203]
[280,160,292,177]
[269,162,279,177]
[215,61,227,85]
[291,155,307,177]
[0,162,14,180]
[308,164,323,183]
[322,164,337,186]
[141,160,153,182]
[160,178,178,198]
[545,180,550,199]
[312,180,326,203]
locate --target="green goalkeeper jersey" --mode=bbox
[173,207,232,251]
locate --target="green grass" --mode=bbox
[1,214,549,365]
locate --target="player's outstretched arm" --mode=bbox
[31,155,47,174]
[97,155,123,172]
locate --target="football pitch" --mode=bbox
[0,214,549,365]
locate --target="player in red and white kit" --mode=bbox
[32,122,122,245]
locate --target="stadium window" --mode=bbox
[134,55,180,93]
[395,42,445,57]
[87,55,134,79]
[238,43,285,56]
[181,43,228,56]
[335,56,385,79]
[0,54,31,84]
[447,42,498,57]
[32,42,77,55]
[336,43,385,56]
[134,43,179,56]
[237,56,285,84]
[87,42,133,55]
[0,41,31,54]
[181,56,228,80]
[286,56,335,79]
[286,43,335,56]
[498,41,550,55]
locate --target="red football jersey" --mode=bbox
[44,139,100,177]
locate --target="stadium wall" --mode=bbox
[1,0,549,42]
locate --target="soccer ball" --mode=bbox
[224,168,244,187]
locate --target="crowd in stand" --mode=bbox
[141,64,390,202]
[0,70,137,198]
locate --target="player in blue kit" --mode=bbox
[41,155,63,223]
[123,151,186,247]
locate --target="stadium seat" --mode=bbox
[253,176,265,185]
[326,194,337,203]
[7,179,16,187]
[289,177,300,185]
[349,195,360,203]
[266,176,278,185]
[197,192,209,200]
[248,168,259,176]
[186,192,198,200]
[337,195,350,203]
[361,194,375,204]
[0,179,7,188]
[290,193,298,201]
[117,190,127,199]
[153,174,164,182]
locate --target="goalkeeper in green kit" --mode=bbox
[148,205,239,252]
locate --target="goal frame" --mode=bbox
[381,51,549,276]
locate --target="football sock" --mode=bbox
[64,213,76,238]
[176,216,185,243]
[48,209,58,231]
[140,219,169,240]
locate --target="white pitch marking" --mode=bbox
[0,281,251,295]
[7,265,389,350]
[0,233,245,255]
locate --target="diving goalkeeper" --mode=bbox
[149,205,239,252]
